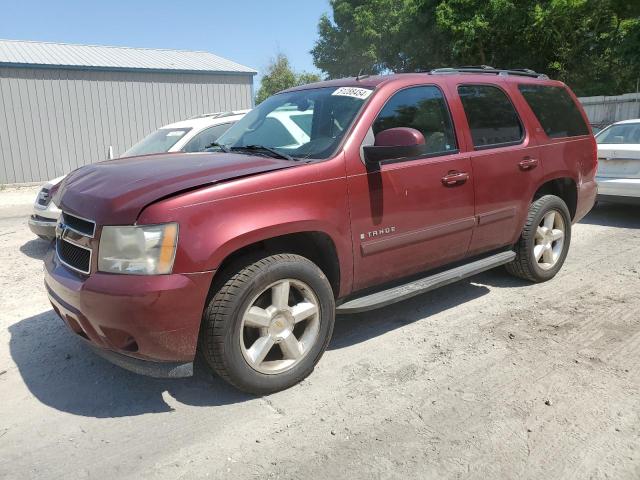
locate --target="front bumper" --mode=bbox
[28,215,57,239]
[30,197,60,239]
[88,345,194,378]
[44,247,214,377]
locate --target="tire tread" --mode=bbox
[506,194,570,282]
[201,253,331,393]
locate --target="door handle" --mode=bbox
[519,156,539,171]
[441,171,469,187]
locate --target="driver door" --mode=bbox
[346,85,475,290]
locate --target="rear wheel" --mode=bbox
[200,253,335,394]
[506,195,572,282]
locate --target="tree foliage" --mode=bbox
[256,54,322,104]
[312,0,640,95]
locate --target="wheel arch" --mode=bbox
[210,228,344,299]
[531,176,578,220]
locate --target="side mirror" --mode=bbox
[363,127,425,166]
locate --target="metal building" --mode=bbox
[0,39,256,184]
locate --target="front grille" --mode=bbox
[37,188,51,207]
[57,238,91,274]
[62,212,96,237]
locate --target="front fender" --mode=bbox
[138,176,354,297]
[208,219,345,269]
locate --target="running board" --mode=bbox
[336,251,516,314]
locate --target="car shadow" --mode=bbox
[331,278,490,350]
[10,278,492,418]
[8,310,252,418]
[579,202,640,228]
[20,238,51,260]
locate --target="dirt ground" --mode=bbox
[0,185,639,480]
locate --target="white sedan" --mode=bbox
[29,110,248,240]
[596,119,640,204]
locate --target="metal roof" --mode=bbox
[0,39,256,75]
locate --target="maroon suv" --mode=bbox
[46,67,597,393]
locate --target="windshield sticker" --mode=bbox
[166,131,186,137]
[332,87,373,99]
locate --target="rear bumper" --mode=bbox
[574,179,598,223]
[28,215,57,239]
[44,247,214,376]
[596,177,640,199]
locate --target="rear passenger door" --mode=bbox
[455,83,543,256]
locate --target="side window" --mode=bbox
[242,117,296,147]
[182,123,234,152]
[373,86,457,155]
[458,85,524,148]
[290,113,313,136]
[518,84,589,138]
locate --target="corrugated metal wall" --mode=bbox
[578,92,640,125]
[0,67,253,184]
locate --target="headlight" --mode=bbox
[98,223,178,275]
[34,185,52,207]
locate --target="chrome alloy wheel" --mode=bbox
[534,209,566,270]
[240,279,320,374]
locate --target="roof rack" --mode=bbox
[429,66,548,79]
[189,109,250,120]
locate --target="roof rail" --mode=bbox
[429,66,548,79]
[189,109,250,120]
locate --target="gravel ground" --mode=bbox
[1,185,639,480]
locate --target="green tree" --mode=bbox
[312,0,640,96]
[256,54,322,104]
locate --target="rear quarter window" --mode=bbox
[518,84,589,138]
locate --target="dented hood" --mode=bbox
[55,152,294,225]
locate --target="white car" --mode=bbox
[28,110,248,239]
[595,119,640,204]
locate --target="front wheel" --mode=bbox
[506,195,572,282]
[200,253,335,394]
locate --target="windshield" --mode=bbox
[216,86,372,160]
[596,123,640,144]
[123,128,191,157]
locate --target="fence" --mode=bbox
[578,92,640,125]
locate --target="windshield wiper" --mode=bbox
[230,145,297,162]
[204,142,230,153]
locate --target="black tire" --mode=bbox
[200,253,335,394]
[506,195,572,282]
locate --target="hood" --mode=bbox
[46,175,66,188]
[54,152,294,225]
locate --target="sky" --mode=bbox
[0,0,332,84]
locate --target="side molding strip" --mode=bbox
[477,206,517,225]
[360,216,476,256]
